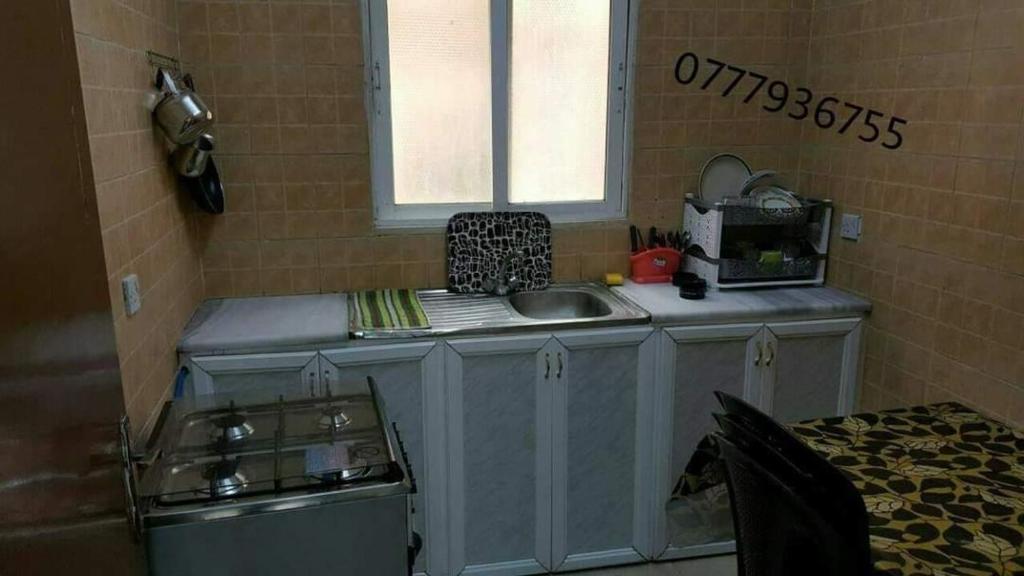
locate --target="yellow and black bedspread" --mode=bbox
[791,403,1024,576]
[675,403,1024,575]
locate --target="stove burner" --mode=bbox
[318,405,351,431]
[200,459,247,497]
[316,458,370,483]
[341,460,370,481]
[353,445,381,459]
[209,412,254,443]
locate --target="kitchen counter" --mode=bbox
[179,294,348,355]
[177,282,869,354]
[612,280,870,325]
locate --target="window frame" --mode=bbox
[362,0,635,229]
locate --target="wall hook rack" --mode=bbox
[146,50,180,75]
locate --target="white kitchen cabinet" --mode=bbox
[189,351,321,402]
[182,309,863,575]
[319,342,447,576]
[652,323,763,560]
[551,327,655,572]
[445,334,553,576]
[444,327,655,576]
[651,318,863,560]
[760,318,862,423]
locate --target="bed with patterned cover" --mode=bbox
[674,403,1024,575]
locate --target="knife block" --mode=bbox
[630,248,682,284]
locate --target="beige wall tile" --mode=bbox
[802,0,1024,426]
[72,0,206,437]
[91,0,1018,430]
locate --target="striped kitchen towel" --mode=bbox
[352,289,431,330]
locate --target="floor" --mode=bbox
[579,555,737,576]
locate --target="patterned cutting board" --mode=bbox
[446,211,552,293]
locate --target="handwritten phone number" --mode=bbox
[673,52,907,150]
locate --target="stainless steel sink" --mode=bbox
[509,289,612,320]
[350,283,649,339]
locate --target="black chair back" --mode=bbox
[714,393,870,526]
[713,392,873,576]
[717,434,860,576]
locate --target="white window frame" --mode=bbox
[362,0,636,229]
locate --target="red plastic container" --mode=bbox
[630,247,682,283]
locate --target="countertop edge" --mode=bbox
[611,281,871,326]
[178,338,352,357]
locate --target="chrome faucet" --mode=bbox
[483,250,524,296]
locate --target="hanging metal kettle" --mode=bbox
[152,69,213,145]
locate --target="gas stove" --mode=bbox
[134,377,418,575]
[141,385,402,506]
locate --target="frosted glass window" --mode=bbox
[509,1,611,203]
[367,0,629,225]
[387,0,493,204]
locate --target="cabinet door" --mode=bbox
[761,318,862,423]
[653,324,763,560]
[446,334,552,576]
[550,327,654,572]
[319,342,446,576]
[189,351,320,403]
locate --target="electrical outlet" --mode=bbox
[122,274,141,316]
[840,213,862,241]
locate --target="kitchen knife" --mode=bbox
[629,225,639,253]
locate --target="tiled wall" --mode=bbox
[71,0,205,433]
[797,0,1024,424]
[632,0,812,228]
[180,0,813,292]
[126,0,1023,425]
[178,0,451,295]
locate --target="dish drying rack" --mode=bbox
[682,194,832,289]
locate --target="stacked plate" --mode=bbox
[697,153,751,203]
[697,154,801,210]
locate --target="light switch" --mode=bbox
[122,274,141,316]
[840,213,862,241]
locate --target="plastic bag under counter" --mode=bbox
[611,280,871,325]
[178,294,349,355]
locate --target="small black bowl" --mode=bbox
[674,272,707,300]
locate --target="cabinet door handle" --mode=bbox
[544,353,550,379]
[754,341,762,366]
[765,342,775,367]
[556,353,563,379]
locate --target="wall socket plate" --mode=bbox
[840,213,862,241]
[122,274,141,316]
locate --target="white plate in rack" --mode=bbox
[698,153,752,204]
[751,186,801,209]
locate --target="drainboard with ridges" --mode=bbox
[417,291,515,331]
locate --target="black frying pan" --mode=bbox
[182,156,224,214]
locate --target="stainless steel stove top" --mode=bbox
[139,378,407,516]
[174,395,381,453]
[136,378,419,575]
